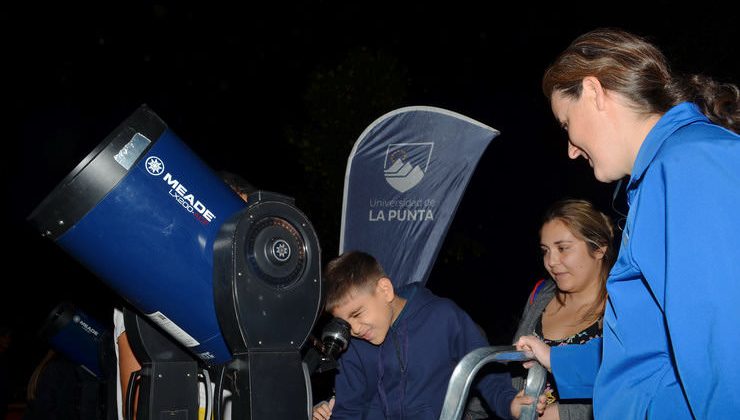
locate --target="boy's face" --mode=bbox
[330,277,395,346]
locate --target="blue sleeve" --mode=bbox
[640,138,740,417]
[453,307,518,420]
[331,344,370,419]
[550,337,602,399]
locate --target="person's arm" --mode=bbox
[329,344,370,419]
[117,331,141,419]
[549,337,601,399]
[114,307,141,420]
[643,143,740,417]
[517,333,601,399]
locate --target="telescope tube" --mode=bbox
[39,303,108,378]
[29,105,246,364]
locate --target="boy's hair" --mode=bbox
[324,251,386,312]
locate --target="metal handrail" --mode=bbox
[439,346,546,420]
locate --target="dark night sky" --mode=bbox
[3,1,738,399]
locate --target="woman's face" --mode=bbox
[550,88,629,183]
[540,219,604,293]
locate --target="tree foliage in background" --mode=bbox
[286,47,408,259]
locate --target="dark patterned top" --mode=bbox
[534,315,602,405]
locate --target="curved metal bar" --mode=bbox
[438,346,546,420]
[519,362,546,420]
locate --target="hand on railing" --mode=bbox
[439,346,547,420]
[510,388,547,419]
[312,396,334,420]
[515,335,552,372]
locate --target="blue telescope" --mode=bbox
[28,105,323,419]
[39,302,110,379]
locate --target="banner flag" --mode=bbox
[339,106,498,286]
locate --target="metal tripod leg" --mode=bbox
[438,346,546,420]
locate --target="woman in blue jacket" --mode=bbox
[516,28,740,419]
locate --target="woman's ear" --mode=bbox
[582,76,606,110]
[594,245,607,260]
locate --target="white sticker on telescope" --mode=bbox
[114,132,151,170]
[146,311,200,347]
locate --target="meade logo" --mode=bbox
[145,156,165,176]
[72,315,100,337]
[383,143,433,193]
[163,173,216,224]
[145,157,216,225]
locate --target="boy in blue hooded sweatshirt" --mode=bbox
[314,250,541,420]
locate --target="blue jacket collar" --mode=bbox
[627,102,709,190]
